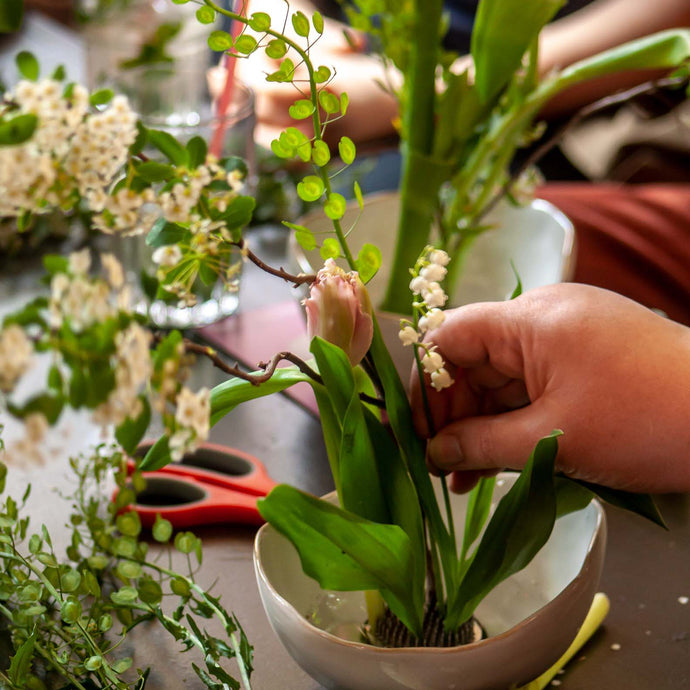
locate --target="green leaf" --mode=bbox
[471,0,563,102]
[568,479,666,528]
[115,397,151,455]
[289,98,315,120]
[265,39,287,59]
[152,515,173,542]
[138,435,172,471]
[296,175,325,202]
[89,88,114,107]
[135,161,175,182]
[186,135,208,168]
[8,631,35,685]
[218,195,255,229]
[249,11,270,32]
[0,113,37,146]
[283,222,316,251]
[551,29,690,94]
[318,90,340,114]
[210,366,312,426]
[208,30,233,52]
[145,218,188,248]
[312,139,330,167]
[42,254,68,276]
[312,11,324,34]
[259,484,423,635]
[147,128,189,166]
[195,5,216,24]
[355,243,381,284]
[448,431,563,627]
[509,260,523,299]
[8,393,63,425]
[291,10,310,37]
[353,180,364,209]
[461,476,496,560]
[313,65,331,83]
[0,0,23,33]
[338,136,356,165]
[320,238,340,261]
[324,193,346,220]
[235,34,258,55]
[15,50,38,80]
[310,338,388,522]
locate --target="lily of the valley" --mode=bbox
[303,258,374,366]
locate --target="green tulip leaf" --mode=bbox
[471,0,563,102]
[447,431,563,627]
[258,484,423,636]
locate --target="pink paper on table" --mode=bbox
[199,300,319,415]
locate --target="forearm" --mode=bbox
[538,0,690,117]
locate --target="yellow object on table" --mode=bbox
[517,592,611,690]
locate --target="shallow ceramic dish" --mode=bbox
[253,473,606,690]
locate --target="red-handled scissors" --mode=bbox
[122,442,277,529]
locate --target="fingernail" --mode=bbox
[429,434,463,470]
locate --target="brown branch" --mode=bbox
[159,335,386,406]
[477,74,689,223]
[179,339,322,386]
[233,238,316,288]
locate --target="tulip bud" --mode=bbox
[303,258,374,366]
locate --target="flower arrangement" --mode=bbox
[0,0,682,686]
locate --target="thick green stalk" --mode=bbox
[380,0,444,314]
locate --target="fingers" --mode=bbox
[426,401,552,474]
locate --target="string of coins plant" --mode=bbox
[0,445,253,690]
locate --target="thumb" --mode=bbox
[427,402,554,473]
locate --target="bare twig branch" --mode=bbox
[233,238,316,288]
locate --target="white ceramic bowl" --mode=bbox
[253,473,606,690]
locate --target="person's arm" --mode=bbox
[538,0,690,117]
[410,283,690,494]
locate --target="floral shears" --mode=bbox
[124,441,277,528]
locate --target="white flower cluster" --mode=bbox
[399,247,454,392]
[92,322,152,429]
[0,324,33,393]
[170,386,211,461]
[49,249,125,332]
[0,80,137,218]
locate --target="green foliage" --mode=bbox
[0,0,23,32]
[0,450,253,689]
[15,50,38,80]
[0,113,38,146]
[119,22,183,70]
[471,0,563,102]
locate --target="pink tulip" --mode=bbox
[303,259,374,366]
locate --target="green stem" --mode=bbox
[204,0,355,269]
[380,0,444,314]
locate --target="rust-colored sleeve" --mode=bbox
[538,182,690,326]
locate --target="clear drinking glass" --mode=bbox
[111,71,256,329]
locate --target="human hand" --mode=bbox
[410,283,690,493]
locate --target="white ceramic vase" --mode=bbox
[253,473,606,690]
